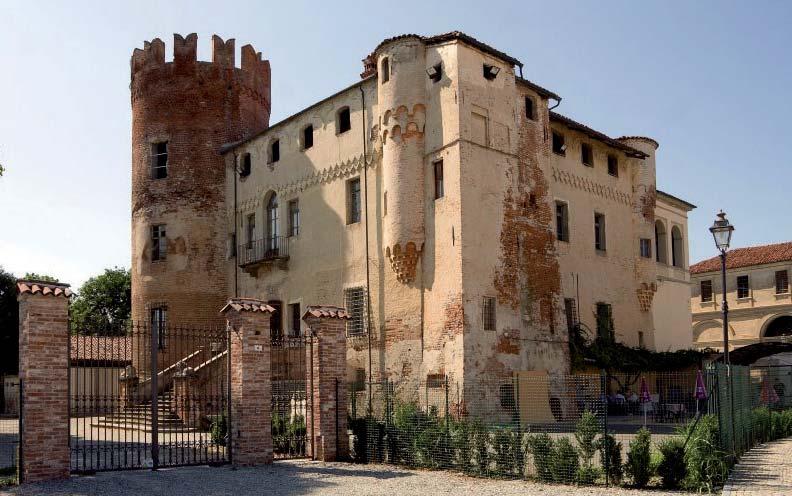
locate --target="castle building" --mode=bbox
[691,242,792,351]
[131,32,695,398]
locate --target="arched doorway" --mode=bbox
[764,315,792,339]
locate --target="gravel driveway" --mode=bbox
[2,460,683,496]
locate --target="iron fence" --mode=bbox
[0,414,18,486]
[238,237,290,266]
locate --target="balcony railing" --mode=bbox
[238,236,290,267]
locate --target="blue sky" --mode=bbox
[1,0,790,288]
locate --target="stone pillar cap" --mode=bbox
[302,305,351,321]
[220,297,276,314]
[17,280,72,298]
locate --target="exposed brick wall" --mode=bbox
[304,307,349,461]
[17,283,71,482]
[130,34,271,333]
[223,300,273,465]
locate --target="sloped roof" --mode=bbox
[302,306,351,320]
[550,112,648,158]
[17,281,72,298]
[376,31,522,66]
[70,335,132,364]
[691,241,792,274]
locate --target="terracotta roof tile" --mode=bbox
[220,298,276,314]
[70,335,132,364]
[16,280,72,298]
[302,305,351,320]
[690,241,792,274]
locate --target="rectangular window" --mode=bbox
[555,201,569,242]
[337,107,351,134]
[525,96,535,120]
[482,296,496,331]
[701,280,713,303]
[552,131,565,155]
[151,307,167,350]
[240,153,251,177]
[288,200,300,237]
[564,298,578,332]
[581,143,593,166]
[302,125,313,149]
[270,140,280,163]
[594,213,606,251]
[246,214,255,249]
[608,155,619,177]
[151,224,167,261]
[776,270,790,294]
[426,374,445,388]
[345,287,368,335]
[596,303,613,340]
[737,275,750,299]
[151,141,168,179]
[347,177,361,224]
[433,160,444,199]
[640,238,652,258]
[268,300,283,339]
[289,302,301,337]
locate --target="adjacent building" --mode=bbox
[130,32,696,402]
[691,242,792,351]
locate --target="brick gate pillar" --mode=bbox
[221,298,274,466]
[17,280,72,482]
[303,306,349,462]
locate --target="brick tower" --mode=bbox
[130,33,271,327]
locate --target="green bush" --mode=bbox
[574,411,599,468]
[596,433,623,484]
[657,437,686,489]
[527,433,554,482]
[681,414,730,492]
[752,407,772,443]
[576,465,602,485]
[493,428,525,477]
[625,428,652,488]
[210,413,227,446]
[550,437,580,484]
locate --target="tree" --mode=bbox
[69,267,131,334]
[22,272,59,282]
[0,267,18,377]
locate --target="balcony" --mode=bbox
[238,236,290,273]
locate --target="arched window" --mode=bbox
[266,193,279,251]
[655,220,667,264]
[671,226,684,268]
[764,316,792,338]
[381,57,390,83]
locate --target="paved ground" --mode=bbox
[724,437,792,496]
[1,460,681,496]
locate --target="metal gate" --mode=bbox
[69,322,230,472]
[271,335,309,459]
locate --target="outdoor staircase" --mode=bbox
[91,391,199,433]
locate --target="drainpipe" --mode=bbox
[359,85,374,412]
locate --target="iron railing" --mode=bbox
[238,237,289,266]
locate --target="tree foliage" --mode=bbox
[69,267,131,334]
[0,267,18,376]
[22,272,59,282]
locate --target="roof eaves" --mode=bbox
[549,111,648,159]
[657,190,697,211]
[515,77,561,101]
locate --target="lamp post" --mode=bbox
[709,210,736,455]
[709,210,735,363]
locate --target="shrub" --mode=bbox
[657,437,686,489]
[752,407,771,443]
[470,420,491,475]
[576,465,601,485]
[681,414,730,492]
[527,433,554,482]
[493,428,525,477]
[625,428,652,488]
[597,433,623,484]
[574,411,600,468]
[210,413,227,446]
[550,437,580,484]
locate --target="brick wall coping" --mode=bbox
[302,305,351,320]
[220,297,275,314]
[17,280,72,298]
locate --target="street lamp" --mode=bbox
[709,211,734,364]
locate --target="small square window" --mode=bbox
[151,142,168,179]
[581,143,593,166]
[337,107,351,134]
[270,140,280,163]
[640,238,652,258]
[608,155,619,177]
[737,275,750,299]
[701,280,713,303]
[552,132,565,155]
[482,296,496,331]
[302,125,313,150]
[776,270,789,294]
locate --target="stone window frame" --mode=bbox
[336,106,351,135]
[607,154,619,177]
[736,275,751,299]
[776,269,790,295]
[482,296,497,331]
[594,212,607,252]
[239,152,252,177]
[639,238,652,259]
[346,176,362,225]
[268,138,280,164]
[552,130,566,156]
[381,57,390,84]
[555,200,570,243]
[581,142,593,167]
[301,124,314,150]
[700,279,713,303]
[433,159,444,200]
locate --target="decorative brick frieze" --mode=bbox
[17,280,71,482]
[303,306,349,461]
[221,298,273,465]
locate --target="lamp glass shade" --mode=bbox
[709,211,734,251]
